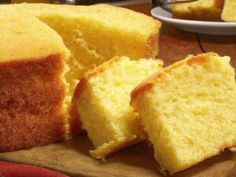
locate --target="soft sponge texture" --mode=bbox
[172,0,224,20]
[131,53,236,174]
[222,0,236,22]
[77,57,163,159]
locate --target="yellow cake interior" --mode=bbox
[77,57,163,159]
[0,12,71,127]
[132,53,236,174]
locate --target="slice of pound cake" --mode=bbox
[222,0,236,22]
[77,56,163,159]
[0,13,70,151]
[131,53,236,174]
[172,0,224,20]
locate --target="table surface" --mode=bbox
[0,2,236,177]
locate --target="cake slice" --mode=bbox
[221,0,236,22]
[0,3,161,136]
[172,0,224,20]
[131,53,236,174]
[0,13,70,151]
[77,56,163,159]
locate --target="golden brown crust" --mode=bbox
[131,52,217,105]
[214,0,225,9]
[69,78,87,136]
[0,54,66,152]
[69,101,83,136]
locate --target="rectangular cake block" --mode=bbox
[77,56,163,159]
[131,53,236,174]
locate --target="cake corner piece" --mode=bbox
[131,52,236,174]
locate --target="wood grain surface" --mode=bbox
[0,3,236,177]
[0,136,235,177]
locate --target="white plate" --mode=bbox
[151,7,236,35]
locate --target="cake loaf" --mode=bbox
[0,3,161,137]
[131,53,236,174]
[77,56,162,159]
[0,4,161,152]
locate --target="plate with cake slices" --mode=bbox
[151,0,236,35]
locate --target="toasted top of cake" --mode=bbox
[172,0,224,20]
[0,3,161,48]
[132,52,230,99]
[222,0,236,22]
[131,52,236,174]
[0,12,69,62]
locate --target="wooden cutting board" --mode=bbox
[0,135,235,177]
[0,6,236,176]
